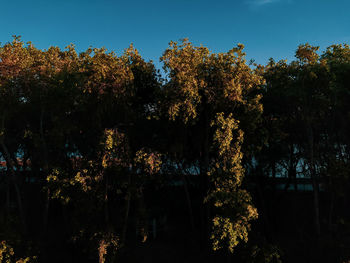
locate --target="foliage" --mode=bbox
[0,241,36,263]
[161,39,263,253]
[1,36,350,262]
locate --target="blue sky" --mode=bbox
[1,0,349,69]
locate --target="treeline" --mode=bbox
[0,37,349,262]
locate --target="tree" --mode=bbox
[160,39,263,253]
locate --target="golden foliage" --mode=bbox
[0,241,36,263]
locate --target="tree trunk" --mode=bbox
[307,122,321,238]
[6,173,10,215]
[122,173,132,246]
[200,105,211,251]
[256,166,271,238]
[104,174,110,226]
[40,109,50,236]
[271,160,277,201]
[182,173,195,231]
[12,176,27,234]
[0,140,27,234]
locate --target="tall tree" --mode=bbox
[160,39,263,253]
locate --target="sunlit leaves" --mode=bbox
[134,149,162,175]
[295,43,320,65]
[207,113,258,252]
[161,39,262,253]
[160,39,264,124]
[0,240,36,263]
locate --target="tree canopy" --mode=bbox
[1,37,350,263]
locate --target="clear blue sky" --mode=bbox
[1,0,349,69]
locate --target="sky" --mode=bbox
[1,0,349,70]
